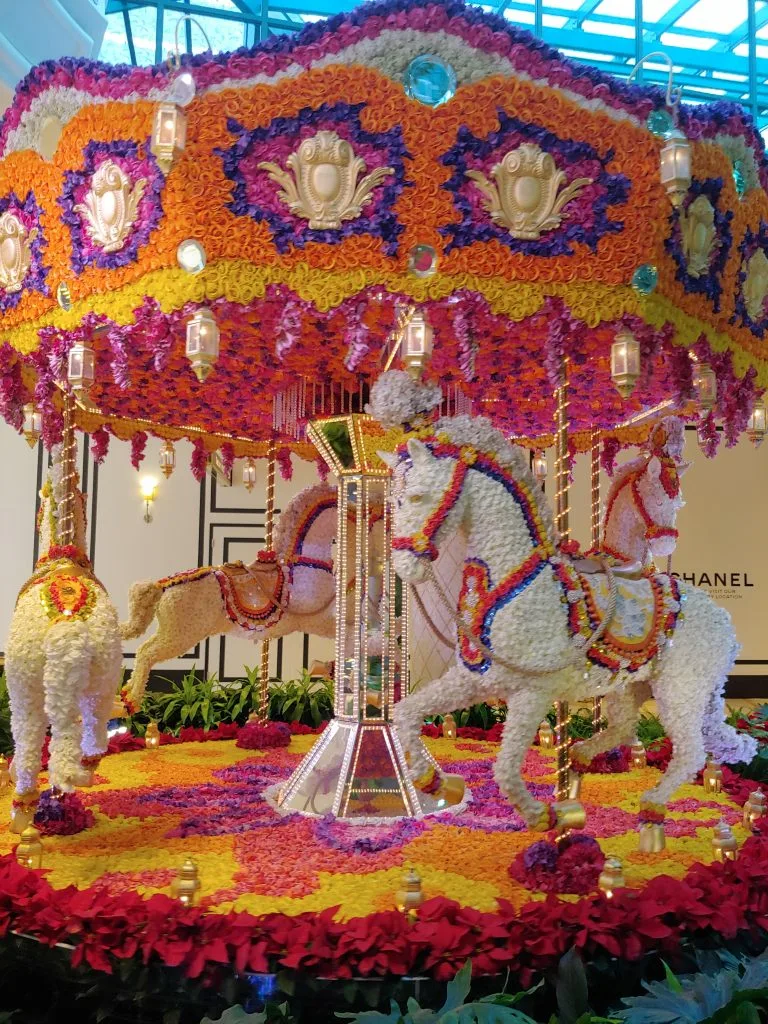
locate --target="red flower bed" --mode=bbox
[236,721,292,749]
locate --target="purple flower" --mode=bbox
[523,840,559,872]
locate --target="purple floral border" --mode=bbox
[732,220,768,338]
[664,178,733,313]
[0,189,49,313]
[58,138,164,273]
[439,111,630,256]
[216,101,410,256]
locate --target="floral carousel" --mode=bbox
[1,0,768,1011]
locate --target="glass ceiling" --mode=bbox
[102,0,768,132]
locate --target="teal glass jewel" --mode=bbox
[733,159,746,198]
[632,264,658,295]
[647,108,675,138]
[404,55,457,107]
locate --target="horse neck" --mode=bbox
[601,475,649,563]
[462,462,549,576]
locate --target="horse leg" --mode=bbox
[5,644,46,832]
[641,592,731,813]
[495,684,558,830]
[43,622,90,793]
[78,613,123,786]
[570,682,650,769]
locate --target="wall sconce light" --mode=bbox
[243,457,257,491]
[629,53,691,207]
[22,403,42,447]
[185,307,220,382]
[611,326,641,399]
[140,475,158,523]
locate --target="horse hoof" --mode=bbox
[413,767,465,807]
[71,770,95,788]
[529,804,557,831]
[553,799,586,831]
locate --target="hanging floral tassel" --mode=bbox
[698,409,720,458]
[190,438,207,481]
[601,437,621,477]
[277,447,293,481]
[0,343,24,431]
[343,301,370,373]
[219,442,235,479]
[276,299,303,362]
[316,455,329,483]
[130,431,147,470]
[90,426,110,465]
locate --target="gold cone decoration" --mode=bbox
[538,720,554,749]
[396,868,423,921]
[172,858,200,907]
[15,826,43,870]
[631,741,647,769]
[638,821,665,853]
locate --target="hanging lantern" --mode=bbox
[67,338,95,396]
[22,403,42,447]
[660,128,692,207]
[610,327,641,399]
[151,102,187,174]
[185,307,220,382]
[172,858,201,907]
[402,307,434,378]
[159,439,176,478]
[396,867,423,921]
[693,362,717,411]
[243,457,257,492]
[532,450,547,485]
[746,397,767,447]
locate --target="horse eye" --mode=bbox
[408,493,423,504]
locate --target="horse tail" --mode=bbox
[119,581,162,640]
[701,630,758,765]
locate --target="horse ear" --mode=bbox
[377,450,398,470]
[646,455,662,480]
[406,438,432,466]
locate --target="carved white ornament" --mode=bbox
[0,211,37,295]
[466,143,592,240]
[258,131,394,231]
[744,248,768,322]
[73,159,147,253]
[680,195,717,279]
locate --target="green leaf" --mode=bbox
[661,960,684,994]
[730,1000,762,1024]
[335,1000,402,1022]
[163,1010,182,1024]
[200,1007,268,1024]
[439,961,472,1015]
[556,947,589,1024]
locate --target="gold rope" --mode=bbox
[258,438,277,722]
[59,391,78,548]
[554,358,570,804]
[590,428,604,735]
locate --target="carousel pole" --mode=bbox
[589,428,604,735]
[553,358,570,804]
[258,437,277,722]
[58,390,78,548]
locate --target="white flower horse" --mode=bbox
[5,445,122,831]
[385,414,756,828]
[120,483,382,711]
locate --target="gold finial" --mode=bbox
[703,757,723,794]
[396,867,423,922]
[15,826,43,870]
[631,741,647,769]
[538,720,554,749]
[743,790,767,830]
[598,856,625,898]
[144,721,160,748]
[442,712,457,740]
[172,858,201,907]
[712,820,738,862]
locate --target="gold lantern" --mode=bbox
[151,102,187,174]
[611,327,641,399]
[396,867,424,920]
[0,755,10,790]
[22,403,42,447]
[185,307,220,382]
[703,757,723,794]
[15,826,43,870]
[172,858,200,907]
[442,712,457,740]
[242,457,257,492]
[532,450,547,485]
[743,790,766,830]
[694,362,717,411]
[145,721,160,748]
[638,821,665,853]
[598,856,625,897]
[631,741,647,769]
[712,820,738,862]
[159,440,176,478]
[538,719,554,749]
[67,338,96,396]
[660,128,692,207]
[746,398,767,447]
[402,307,434,379]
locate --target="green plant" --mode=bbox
[618,952,768,1024]
[268,671,334,727]
[0,670,13,757]
[202,1003,295,1023]
[224,666,263,726]
[150,670,229,733]
[635,712,666,747]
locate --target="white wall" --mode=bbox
[0,425,333,684]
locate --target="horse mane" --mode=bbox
[432,414,556,544]
[607,454,647,495]
[273,482,337,557]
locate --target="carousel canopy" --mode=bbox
[0,0,765,463]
